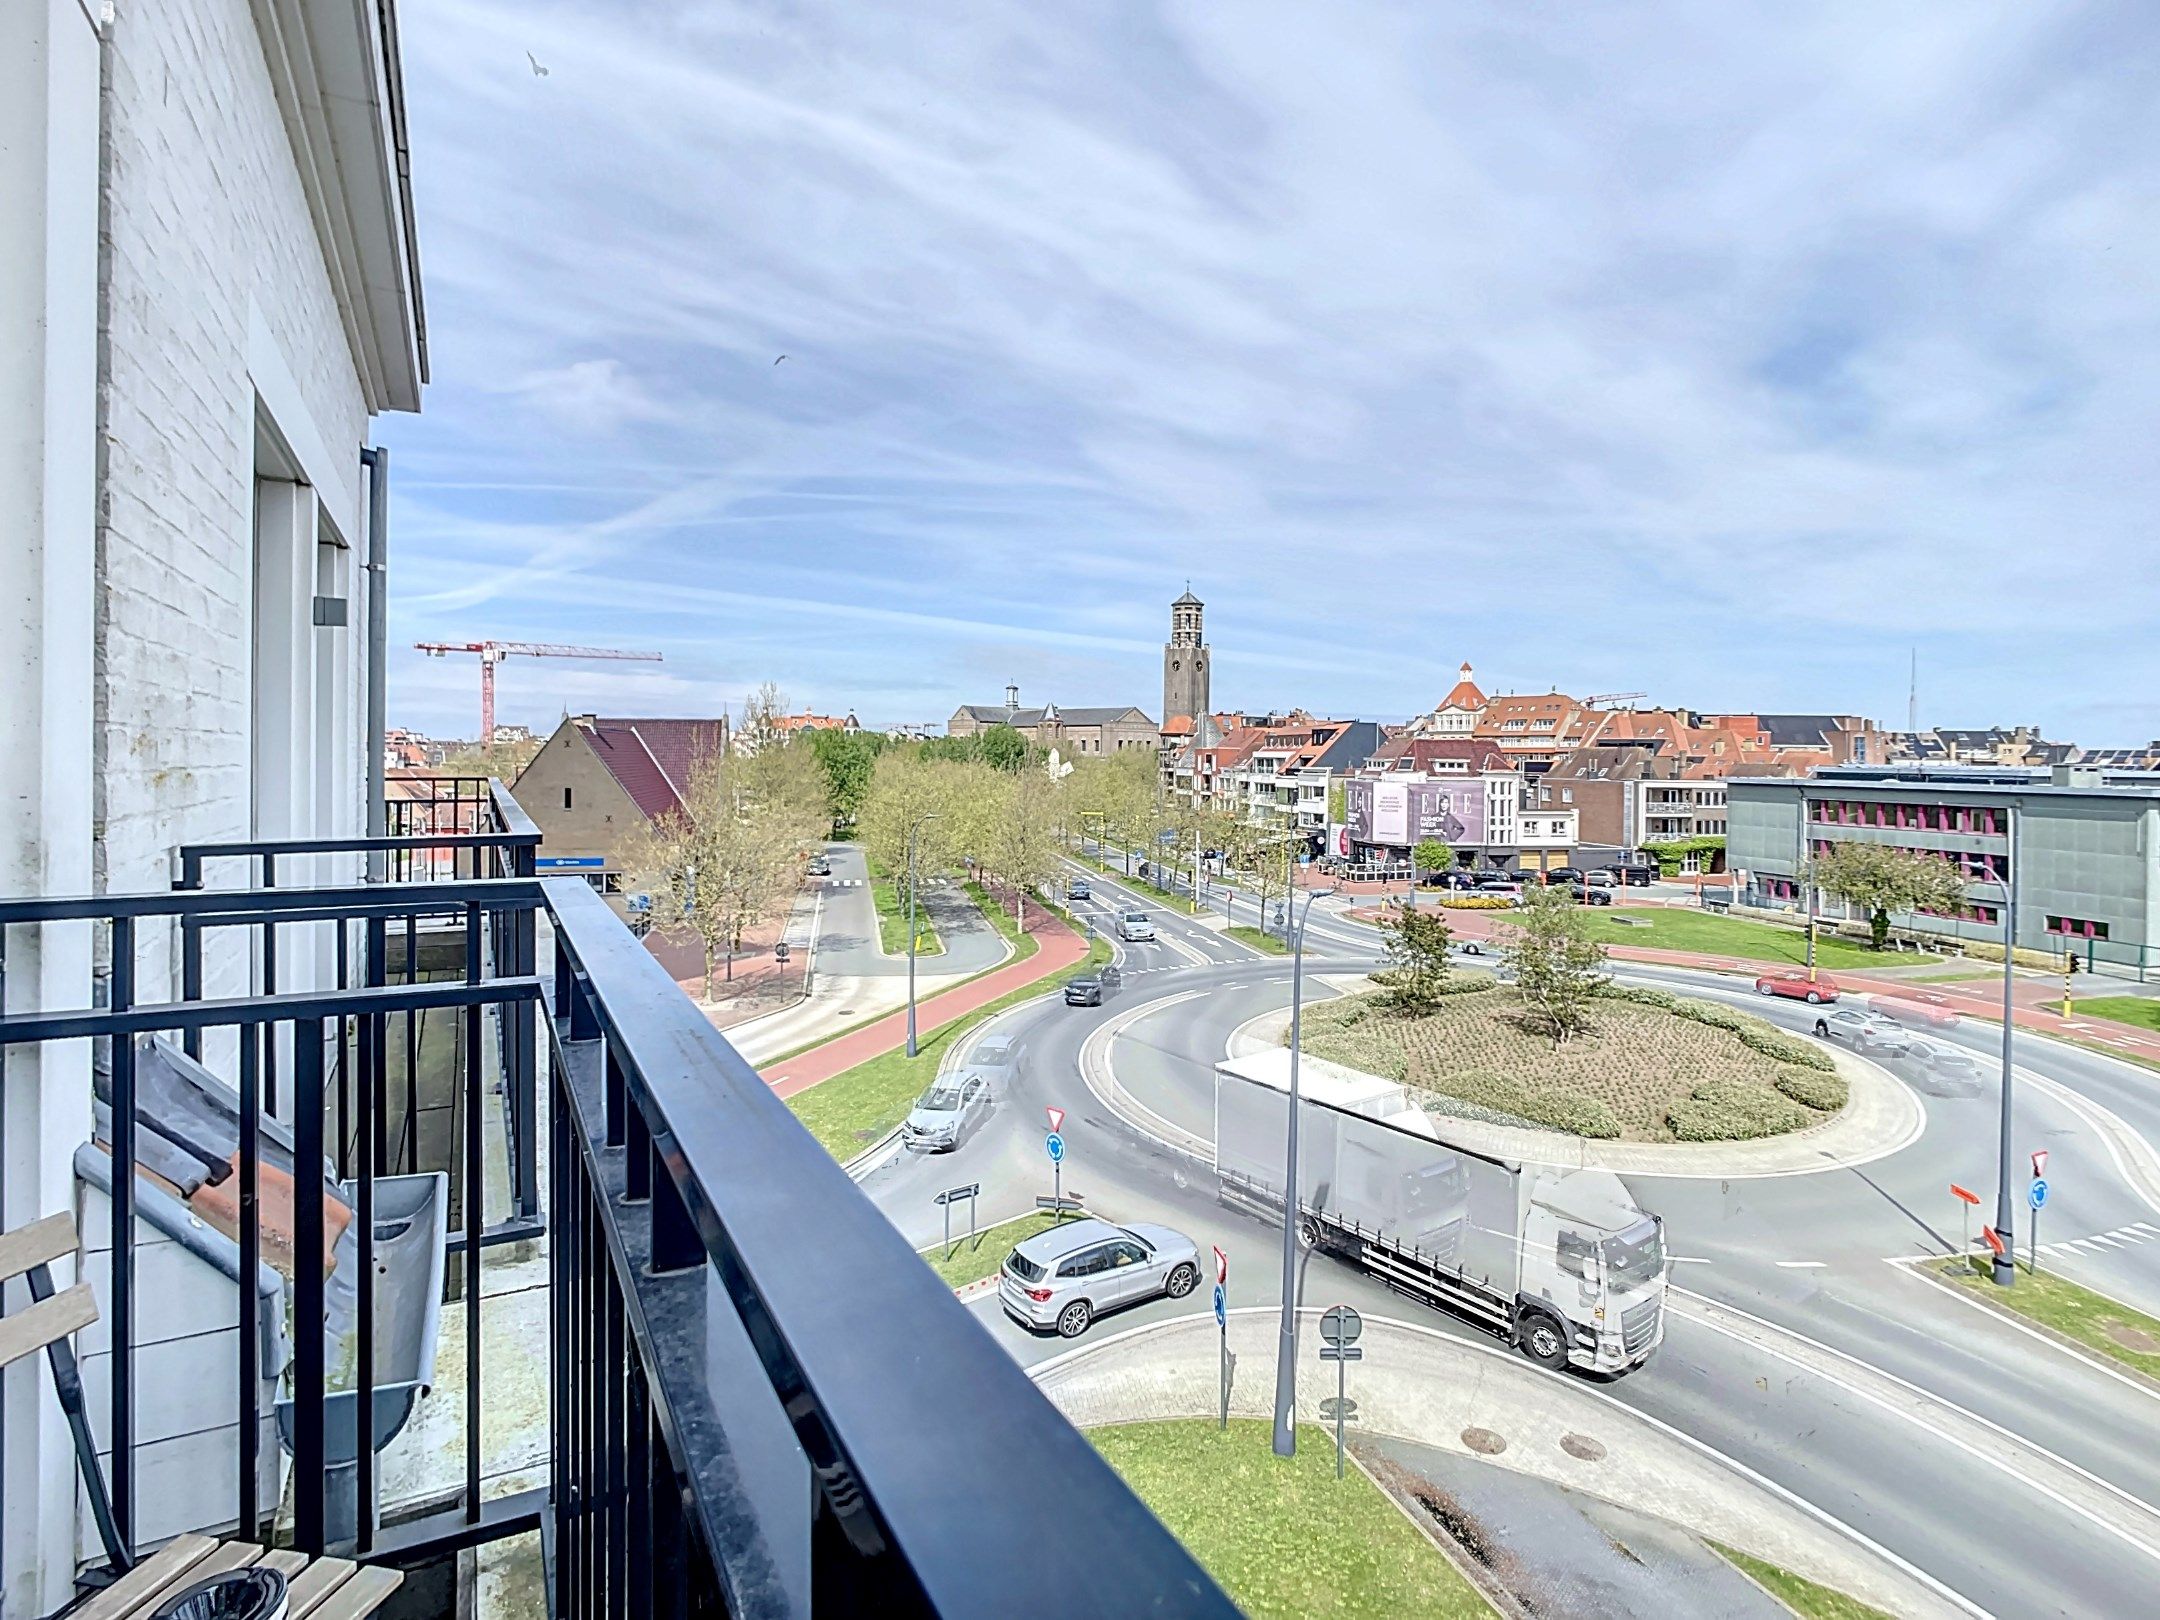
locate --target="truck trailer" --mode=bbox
[1213,1047,1665,1374]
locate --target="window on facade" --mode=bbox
[564,787,573,809]
[2046,915,2109,940]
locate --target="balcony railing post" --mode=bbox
[647,1154,701,1276]
[510,837,539,1220]
[237,1021,263,1544]
[463,902,484,1524]
[178,850,203,1060]
[293,1015,328,1554]
[108,915,137,1558]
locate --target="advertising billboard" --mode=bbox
[1344,778,1486,850]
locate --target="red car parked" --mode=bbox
[1755,970,1840,1005]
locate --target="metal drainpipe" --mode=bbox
[361,447,389,881]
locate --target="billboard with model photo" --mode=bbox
[1344,778,1486,849]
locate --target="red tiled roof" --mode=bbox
[583,718,729,820]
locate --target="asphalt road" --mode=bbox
[853,875,2160,1616]
[808,842,1011,978]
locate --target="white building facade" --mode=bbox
[1,0,423,1605]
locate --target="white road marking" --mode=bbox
[2093,1234,2129,1248]
[1892,1257,2160,1412]
[2074,1238,2108,1253]
[2134,1222,2160,1235]
[1775,1260,1827,1269]
[1667,1256,1715,1265]
[1677,1287,2160,1572]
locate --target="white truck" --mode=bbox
[1213,1048,1666,1374]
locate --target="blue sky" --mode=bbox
[382,1,2160,743]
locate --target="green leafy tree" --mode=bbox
[1809,842,1969,950]
[1376,908,1454,1014]
[1501,883,1611,1046]
[856,752,960,879]
[975,770,1063,928]
[1413,838,1453,875]
[977,724,1030,773]
[807,729,884,830]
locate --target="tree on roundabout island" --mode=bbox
[1375,908,1454,1014]
[1501,882,1612,1046]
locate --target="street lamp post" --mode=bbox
[1273,884,1338,1459]
[905,812,941,1059]
[1991,805,2021,1286]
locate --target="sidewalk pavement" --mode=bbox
[1346,903,2160,1065]
[1031,1309,1962,1620]
[761,904,1089,1097]
[644,878,813,1031]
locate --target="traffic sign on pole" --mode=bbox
[1045,1131,1065,1164]
[1212,1245,1228,1287]
[2031,1150,2049,1179]
[1319,1305,1363,1347]
[2028,1178,2049,1210]
[1046,1106,1066,1133]
[1213,1284,1226,1327]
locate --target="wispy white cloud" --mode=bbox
[381,0,2160,740]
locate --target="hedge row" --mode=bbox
[1438,896,1516,910]
[1773,1066,1849,1110]
[1668,996,1835,1073]
[1668,1077,1811,1141]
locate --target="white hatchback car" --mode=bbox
[1117,910,1156,942]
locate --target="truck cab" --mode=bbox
[1518,1169,1666,1372]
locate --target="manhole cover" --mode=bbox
[1560,1433,1606,1461]
[2106,1323,2160,1354]
[1461,1427,1507,1455]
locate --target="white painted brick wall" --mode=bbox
[98,0,375,1001]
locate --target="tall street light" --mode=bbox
[1273,882,1338,1459]
[906,811,941,1058]
[1988,804,2021,1286]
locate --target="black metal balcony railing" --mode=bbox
[0,781,1239,1617]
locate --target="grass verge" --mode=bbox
[1582,910,1938,970]
[2064,996,2160,1034]
[1227,925,1289,955]
[918,1210,1069,1289]
[1091,1420,1490,1619]
[1709,1543,1891,1619]
[866,855,943,957]
[1932,1253,2160,1381]
[787,936,1113,1158]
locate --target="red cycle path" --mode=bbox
[762,907,1089,1098]
[1349,902,2160,1063]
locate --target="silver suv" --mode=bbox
[999,1218,1200,1338]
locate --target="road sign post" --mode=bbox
[1045,1129,1066,1220]
[2028,1175,2049,1273]
[1318,1306,1363,1479]
[934,1182,981,1260]
[1213,1247,1230,1429]
[1951,1182,1981,1257]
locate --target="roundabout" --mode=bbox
[847,862,2160,1616]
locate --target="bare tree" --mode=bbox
[618,754,805,1000]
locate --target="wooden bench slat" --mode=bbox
[0,1282,97,1370]
[286,1556,359,1613]
[112,1540,267,1620]
[0,1212,77,1281]
[257,1548,311,1577]
[296,1564,401,1620]
[106,1539,262,1620]
[66,1533,219,1620]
